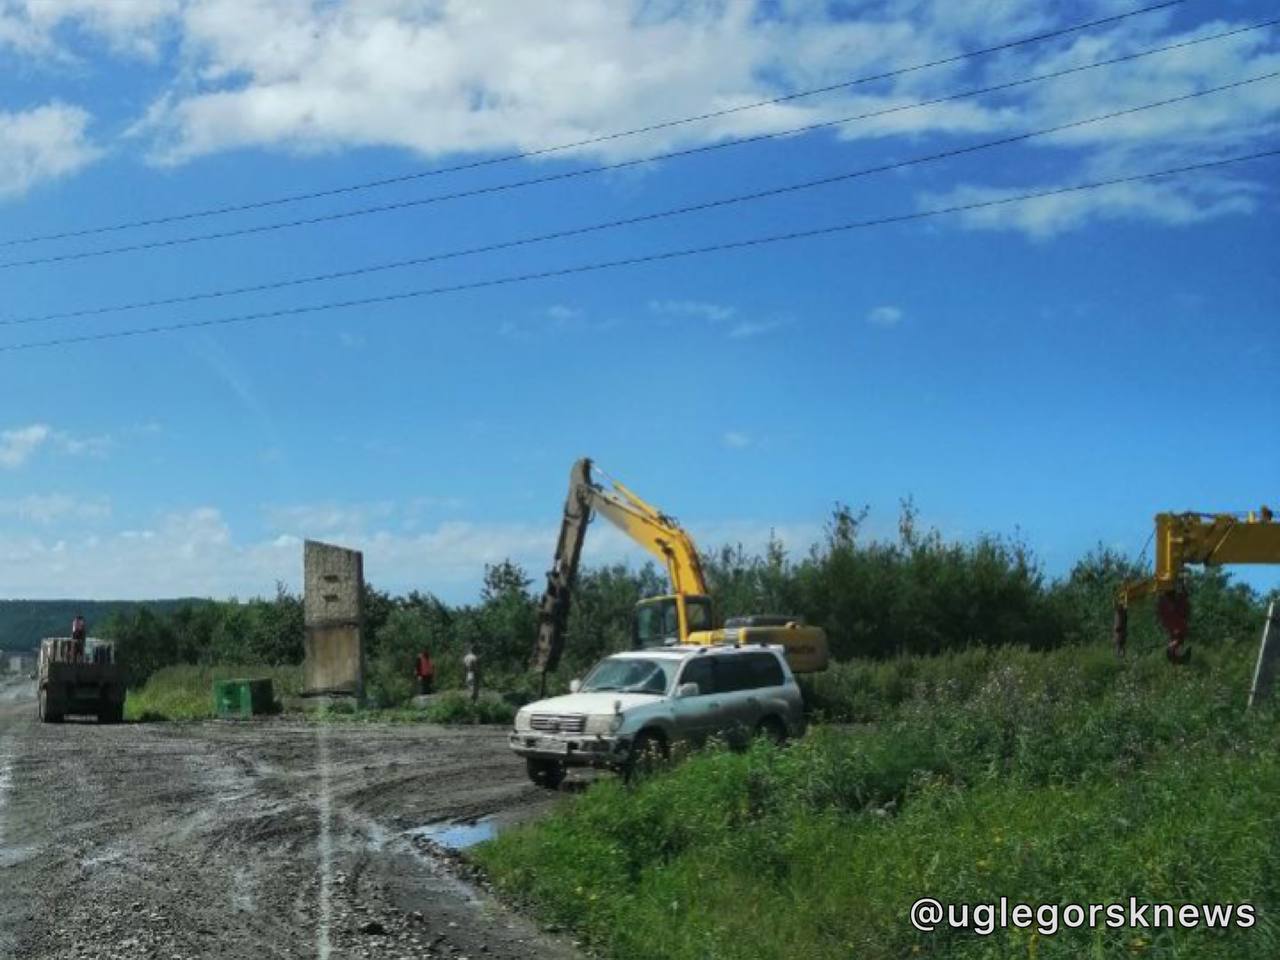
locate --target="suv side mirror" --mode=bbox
[569,678,582,693]
[676,682,700,698]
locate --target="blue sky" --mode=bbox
[0,0,1276,602]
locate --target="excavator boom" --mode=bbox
[531,460,593,675]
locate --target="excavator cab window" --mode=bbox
[634,599,677,647]
[633,595,715,647]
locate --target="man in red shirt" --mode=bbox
[415,650,435,695]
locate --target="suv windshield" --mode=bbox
[580,657,675,695]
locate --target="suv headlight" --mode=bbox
[514,709,532,732]
[585,713,624,735]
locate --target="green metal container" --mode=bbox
[213,678,275,719]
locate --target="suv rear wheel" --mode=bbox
[526,757,566,789]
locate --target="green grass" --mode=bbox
[124,663,303,721]
[475,640,1280,960]
[127,665,517,725]
[304,690,516,726]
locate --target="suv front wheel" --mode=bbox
[527,757,566,789]
[624,729,670,782]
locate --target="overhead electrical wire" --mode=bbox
[1,147,1273,354]
[3,64,1276,330]
[2,16,1271,275]
[0,0,1192,249]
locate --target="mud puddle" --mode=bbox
[405,815,498,849]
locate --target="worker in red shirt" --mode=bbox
[415,649,435,695]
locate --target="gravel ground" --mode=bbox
[0,681,584,960]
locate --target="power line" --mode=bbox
[5,63,1276,329]
[4,17,1270,275]
[0,0,1192,249]
[2,147,1273,354]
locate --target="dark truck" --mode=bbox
[37,637,125,724]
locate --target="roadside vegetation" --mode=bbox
[124,663,304,721]
[476,639,1279,960]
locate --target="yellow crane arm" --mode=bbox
[1117,508,1280,606]
[1114,506,1278,660]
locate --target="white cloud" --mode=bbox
[722,431,752,450]
[0,504,825,601]
[0,102,101,200]
[54,429,113,458]
[649,300,736,323]
[0,2,1273,233]
[263,500,396,536]
[0,0,178,59]
[921,176,1261,240]
[0,423,119,469]
[545,304,582,322]
[728,318,789,339]
[0,424,51,468]
[0,494,111,524]
[867,305,904,326]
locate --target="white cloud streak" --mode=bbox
[0,504,823,601]
[0,424,50,469]
[867,305,904,326]
[0,102,101,199]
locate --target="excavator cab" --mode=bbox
[633,594,715,648]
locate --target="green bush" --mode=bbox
[424,691,516,725]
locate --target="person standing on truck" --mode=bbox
[415,649,435,695]
[70,613,87,662]
[463,647,480,703]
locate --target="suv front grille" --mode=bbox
[530,714,586,734]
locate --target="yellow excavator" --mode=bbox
[531,458,829,684]
[1113,506,1279,662]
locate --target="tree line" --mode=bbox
[100,502,1274,705]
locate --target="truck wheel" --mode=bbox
[98,705,124,725]
[526,758,566,789]
[38,688,62,724]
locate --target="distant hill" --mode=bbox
[0,599,206,651]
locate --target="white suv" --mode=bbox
[509,644,806,788]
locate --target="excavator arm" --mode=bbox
[1114,506,1278,661]
[530,458,709,677]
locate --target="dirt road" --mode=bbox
[0,681,581,960]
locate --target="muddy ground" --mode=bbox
[0,679,587,960]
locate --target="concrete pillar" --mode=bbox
[303,540,365,699]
